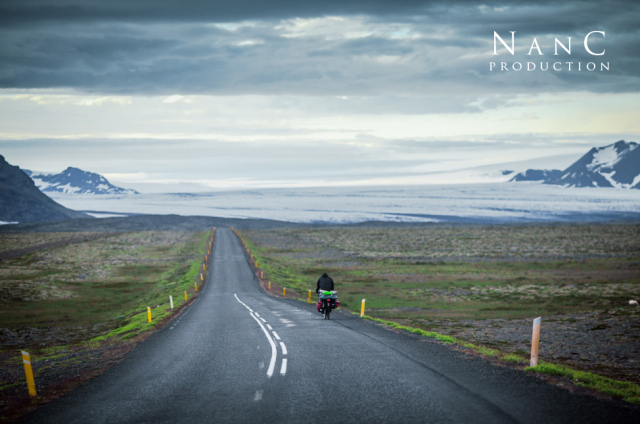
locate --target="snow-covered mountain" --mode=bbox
[1,156,90,223]
[545,140,639,189]
[511,141,639,189]
[23,167,138,195]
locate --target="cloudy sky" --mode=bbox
[1,0,638,191]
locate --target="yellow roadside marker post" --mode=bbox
[283,287,286,296]
[360,299,366,317]
[147,306,152,323]
[268,282,271,290]
[195,283,198,292]
[200,274,203,281]
[260,271,263,279]
[21,351,37,397]
[170,295,174,309]
[308,290,312,303]
[530,317,542,366]
[184,291,188,301]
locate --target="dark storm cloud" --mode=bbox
[0,1,566,25]
[0,0,638,96]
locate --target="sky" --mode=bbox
[0,0,639,191]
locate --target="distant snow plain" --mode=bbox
[47,182,640,224]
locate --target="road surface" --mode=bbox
[21,228,638,423]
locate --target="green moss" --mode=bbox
[0,381,23,392]
[361,315,457,343]
[476,347,500,357]
[38,352,68,361]
[526,363,640,404]
[501,353,527,363]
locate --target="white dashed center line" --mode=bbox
[234,293,290,379]
[235,294,277,378]
[249,313,276,378]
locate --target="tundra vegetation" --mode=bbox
[0,231,210,420]
[240,224,640,403]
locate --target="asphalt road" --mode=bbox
[21,228,638,423]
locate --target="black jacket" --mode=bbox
[316,273,334,293]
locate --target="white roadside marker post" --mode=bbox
[530,317,542,367]
[170,295,174,309]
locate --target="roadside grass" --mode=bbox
[238,234,312,293]
[89,248,207,343]
[0,231,209,332]
[89,231,211,341]
[502,353,528,363]
[525,363,640,404]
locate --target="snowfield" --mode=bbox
[588,144,626,170]
[46,183,640,224]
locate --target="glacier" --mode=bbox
[45,182,640,224]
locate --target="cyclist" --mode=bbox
[315,272,334,294]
